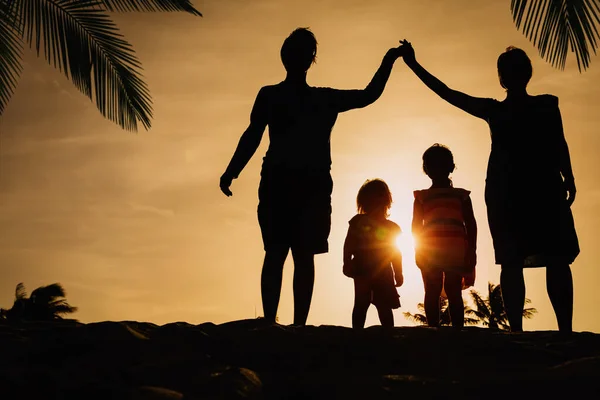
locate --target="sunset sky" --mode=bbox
[1,0,599,332]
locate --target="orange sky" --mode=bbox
[1,0,599,332]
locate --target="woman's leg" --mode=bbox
[422,269,444,327]
[352,279,371,329]
[500,265,525,332]
[444,271,465,329]
[546,263,573,333]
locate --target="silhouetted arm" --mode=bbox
[412,198,424,268]
[462,196,477,269]
[554,101,576,205]
[331,47,402,113]
[220,88,269,196]
[391,226,403,287]
[342,226,357,278]
[411,199,424,238]
[401,40,492,120]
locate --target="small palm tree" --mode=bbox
[469,282,537,330]
[0,0,202,131]
[1,282,77,321]
[403,298,480,327]
[510,0,600,71]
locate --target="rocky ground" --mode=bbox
[1,318,599,399]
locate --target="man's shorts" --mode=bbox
[258,168,333,254]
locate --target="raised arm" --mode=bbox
[219,88,268,196]
[400,40,492,120]
[331,45,403,113]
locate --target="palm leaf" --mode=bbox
[403,311,428,325]
[14,282,27,300]
[14,0,152,131]
[0,1,24,114]
[511,0,600,71]
[98,0,202,15]
[31,283,67,303]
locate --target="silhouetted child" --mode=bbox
[412,144,477,329]
[343,179,403,329]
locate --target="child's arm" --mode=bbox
[219,88,269,196]
[392,246,403,287]
[412,198,424,268]
[400,40,493,120]
[462,196,478,270]
[329,45,403,113]
[342,226,357,278]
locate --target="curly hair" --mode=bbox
[356,179,393,216]
[422,143,455,182]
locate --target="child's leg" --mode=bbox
[444,271,465,329]
[500,265,525,332]
[352,279,371,329]
[261,247,290,323]
[421,269,444,327]
[375,306,394,329]
[291,248,315,326]
[546,263,573,333]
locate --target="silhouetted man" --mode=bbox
[220,28,402,326]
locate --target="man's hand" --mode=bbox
[220,174,233,197]
[399,39,415,65]
[564,178,576,207]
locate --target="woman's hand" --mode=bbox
[399,39,416,65]
[564,178,576,206]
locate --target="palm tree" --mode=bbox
[0,282,78,321]
[403,298,480,327]
[510,0,600,71]
[0,0,202,131]
[469,282,537,330]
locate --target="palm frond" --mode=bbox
[31,283,67,302]
[511,0,600,71]
[17,0,152,131]
[403,311,428,325]
[98,0,202,16]
[15,282,27,300]
[0,1,24,114]
[523,307,538,319]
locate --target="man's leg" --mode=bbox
[291,249,315,326]
[261,247,289,323]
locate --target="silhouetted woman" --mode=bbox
[219,28,403,326]
[399,40,579,333]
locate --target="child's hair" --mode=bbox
[356,179,393,217]
[422,144,455,184]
